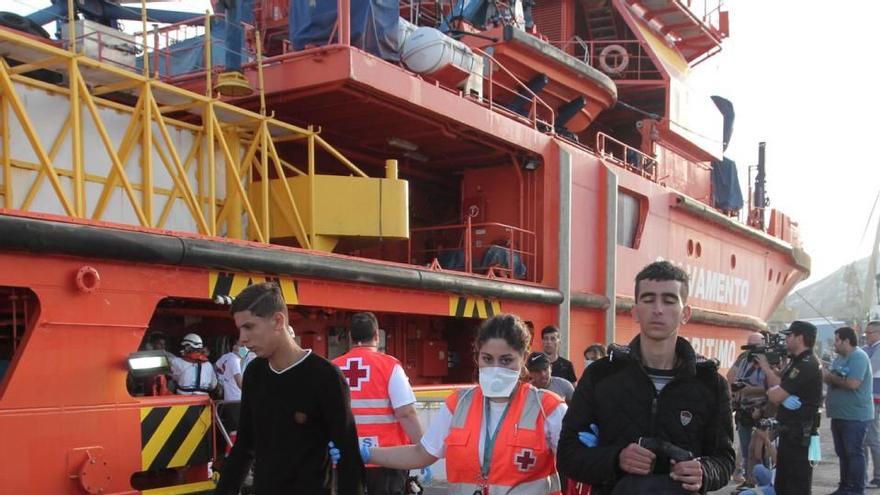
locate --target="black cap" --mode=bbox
[527,352,551,371]
[780,320,817,340]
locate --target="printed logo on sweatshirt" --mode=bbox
[680,410,693,427]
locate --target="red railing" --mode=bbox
[548,38,662,81]
[408,218,537,282]
[473,47,556,133]
[596,132,658,181]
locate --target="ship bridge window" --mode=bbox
[617,189,645,248]
[0,287,39,396]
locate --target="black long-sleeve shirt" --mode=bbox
[216,351,365,494]
[551,355,578,383]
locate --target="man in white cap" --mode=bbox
[166,332,218,396]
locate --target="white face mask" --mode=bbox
[479,367,520,398]
[238,346,250,359]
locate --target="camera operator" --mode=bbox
[727,332,771,487]
[759,321,822,495]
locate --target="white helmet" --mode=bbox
[181,333,204,351]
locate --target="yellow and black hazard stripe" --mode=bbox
[209,272,299,305]
[140,405,212,471]
[449,295,502,318]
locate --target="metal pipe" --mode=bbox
[338,0,351,46]
[11,289,17,354]
[67,0,76,52]
[558,148,572,358]
[604,164,618,345]
[1,95,10,209]
[141,0,149,77]
[204,12,213,98]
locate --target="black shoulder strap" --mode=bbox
[195,362,203,391]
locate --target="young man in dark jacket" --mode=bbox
[557,261,735,494]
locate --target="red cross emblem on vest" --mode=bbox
[340,357,371,391]
[514,448,537,472]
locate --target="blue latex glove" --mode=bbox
[360,444,372,464]
[577,423,600,448]
[328,441,340,466]
[782,395,802,410]
[420,466,433,483]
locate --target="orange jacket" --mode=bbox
[444,382,563,494]
[333,347,410,452]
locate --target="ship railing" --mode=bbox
[60,26,147,75]
[400,0,444,27]
[681,0,727,38]
[596,132,658,181]
[0,23,384,251]
[408,218,537,282]
[549,39,662,81]
[147,14,258,82]
[472,47,556,133]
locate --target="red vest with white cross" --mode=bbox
[333,347,410,453]
[444,382,563,494]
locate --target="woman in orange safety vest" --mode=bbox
[362,313,567,494]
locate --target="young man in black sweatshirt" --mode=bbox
[215,282,365,494]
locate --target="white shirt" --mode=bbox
[169,355,218,395]
[215,351,243,401]
[388,364,417,409]
[420,390,567,459]
[241,351,257,373]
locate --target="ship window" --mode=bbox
[0,287,39,397]
[617,190,644,248]
[687,239,694,256]
[730,254,737,269]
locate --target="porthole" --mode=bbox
[730,254,737,269]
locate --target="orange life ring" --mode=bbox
[599,44,629,75]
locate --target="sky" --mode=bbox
[691,1,880,286]
[6,0,880,286]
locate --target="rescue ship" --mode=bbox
[0,0,808,492]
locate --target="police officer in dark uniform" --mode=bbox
[760,320,822,495]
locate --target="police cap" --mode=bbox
[780,320,817,340]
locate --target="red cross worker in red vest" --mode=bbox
[362,313,567,494]
[333,312,425,495]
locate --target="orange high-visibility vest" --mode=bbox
[333,347,410,451]
[444,383,563,495]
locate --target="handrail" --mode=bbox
[409,219,536,281]
[596,132,658,182]
[548,39,661,81]
[473,47,555,133]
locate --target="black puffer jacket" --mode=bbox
[557,336,735,494]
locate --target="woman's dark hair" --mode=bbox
[475,314,532,356]
[584,343,607,358]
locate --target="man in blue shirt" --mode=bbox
[825,326,875,495]
[863,320,880,488]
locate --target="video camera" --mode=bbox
[741,332,787,366]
